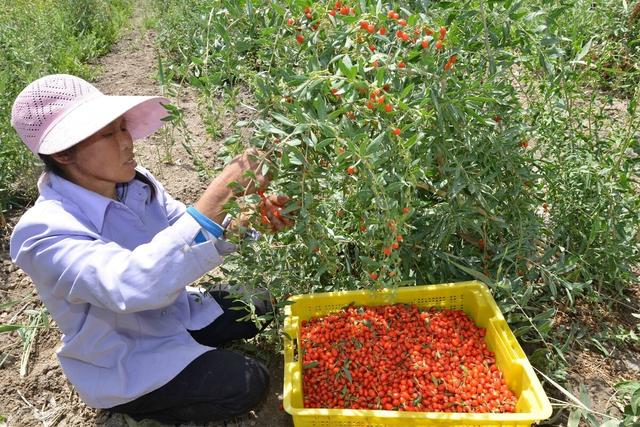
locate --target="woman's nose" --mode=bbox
[118,128,133,149]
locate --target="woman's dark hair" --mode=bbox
[39,153,157,201]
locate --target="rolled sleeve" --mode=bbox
[198,228,238,256]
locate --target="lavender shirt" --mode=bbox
[10,167,230,408]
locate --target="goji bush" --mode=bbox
[301,303,518,413]
[152,1,639,423]
[205,1,543,294]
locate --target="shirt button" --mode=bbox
[181,245,192,253]
[161,310,167,316]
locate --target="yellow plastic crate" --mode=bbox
[283,280,552,427]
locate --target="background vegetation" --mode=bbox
[150,0,640,425]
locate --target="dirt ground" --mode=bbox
[0,4,292,427]
[0,2,638,427]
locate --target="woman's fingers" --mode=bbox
[226,148,271,195]
[261,196,295,231]
[267,194,290,207]
[263,199,287,231]
[245,149,272,190]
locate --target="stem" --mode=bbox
[203,6,216,75]
[479,0,496,76]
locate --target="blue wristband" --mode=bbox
[186,206,225,239]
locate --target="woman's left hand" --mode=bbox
[258,192,295,233]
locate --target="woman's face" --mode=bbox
[53,116,137,198]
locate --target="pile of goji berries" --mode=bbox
[300,304,518,413]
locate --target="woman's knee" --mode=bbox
[230,355,270,413]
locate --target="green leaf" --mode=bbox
[375,67,386,86]
[286,146,306,165]
[303,361,319,369]
[343,365,352,382]
[338,55,356,79]
[573,37,593,63]
[0,324,22,333]
[366,132,385,156]
[599,421,621,427]
[589,337,609,356]
[262,124,287,136]
[567,410,582,427]
[447,258,494,285]
[400,83,415,99]
[631,387,640,414]
[314,96,327,119]
[272,112,295,127]
[386,181,404,193]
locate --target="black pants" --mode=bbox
[106,288,273,424]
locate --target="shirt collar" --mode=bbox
[45,172,116,232]
[38,172,150,232]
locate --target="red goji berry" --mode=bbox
[440,26,447,40]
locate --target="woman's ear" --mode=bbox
[51,148,75,165]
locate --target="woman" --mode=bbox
[9,74,290,424]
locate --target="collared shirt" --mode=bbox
[10,167,231,408]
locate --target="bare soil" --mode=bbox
[0,3,291,427]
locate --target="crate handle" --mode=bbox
[492,319,526,361]
[284,336,299,363]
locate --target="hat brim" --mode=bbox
[38,94,170,155]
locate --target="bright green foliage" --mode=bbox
[152,0,638,302]
[151,4,640,409]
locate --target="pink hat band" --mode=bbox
[10,74,169,155]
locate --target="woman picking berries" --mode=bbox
[9,74,292,424]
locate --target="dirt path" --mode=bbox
[0,3,291,426]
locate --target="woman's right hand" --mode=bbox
[221,148,271,196]
[195,148,270,224]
